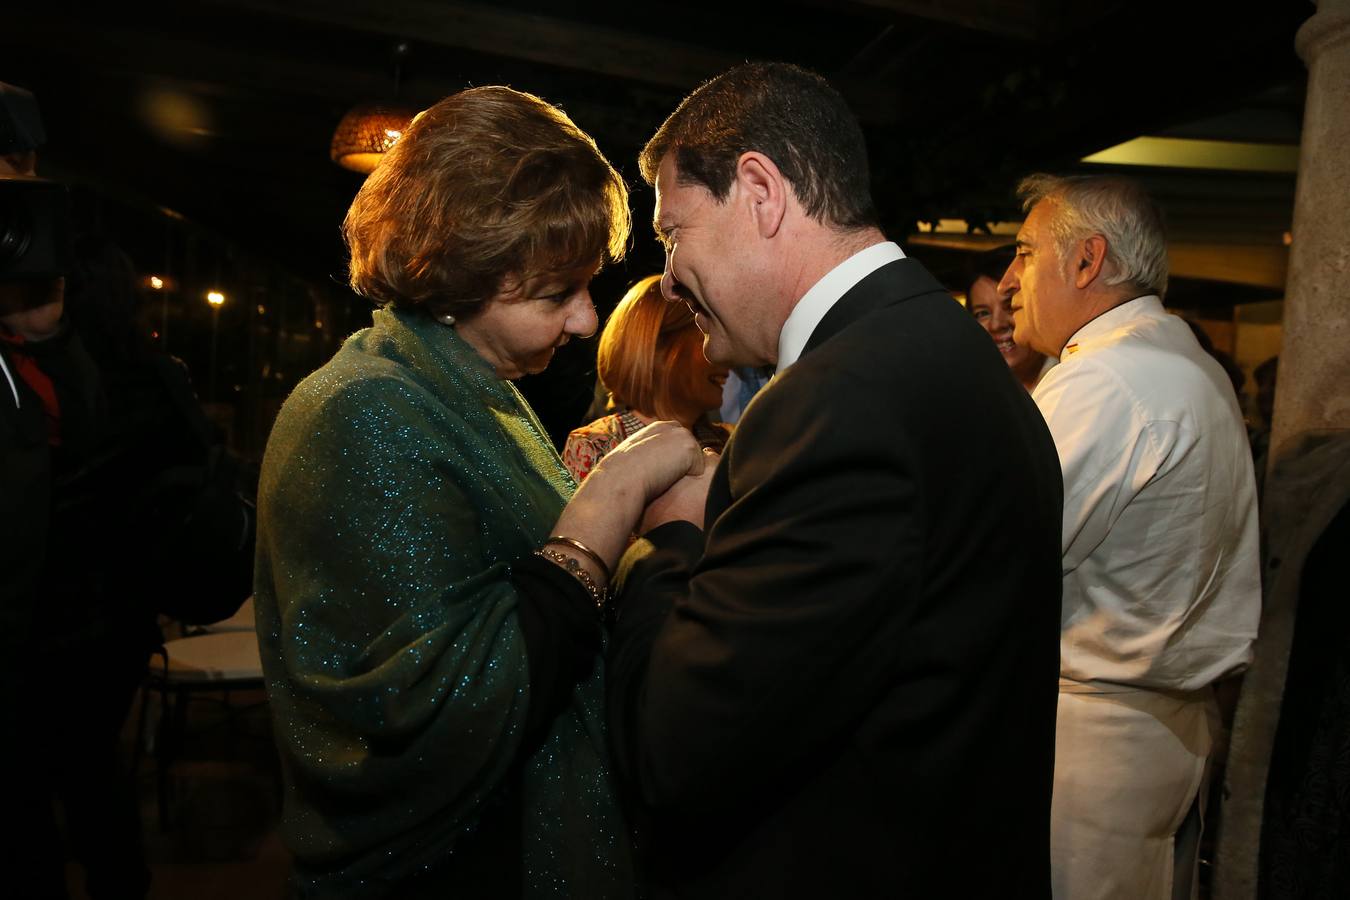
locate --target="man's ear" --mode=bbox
[735,151,787,239]
[1074,234,1109,288]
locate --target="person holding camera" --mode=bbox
[3,81,162,900]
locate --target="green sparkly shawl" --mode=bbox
[254,307,634,898]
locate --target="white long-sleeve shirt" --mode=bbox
[1034,295,1260,692]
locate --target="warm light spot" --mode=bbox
[256,304,266,315]
[138,87,214,148]
[314,320,324,329]
[207,290,226,306]
[914,219,1018,236]
[1081,137,1299,173]
[1282,231,1293,246]
[336,152,384,173]
[916,218,971,233]
[149,275,164,290]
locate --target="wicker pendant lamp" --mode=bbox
[330,42,415,175]
[330,105,414,174]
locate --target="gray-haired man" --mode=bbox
[1000,174,1261,899]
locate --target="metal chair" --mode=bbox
[185,595,256,635]
[133,627,266,829]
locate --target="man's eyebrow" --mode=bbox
[653,219,672,245]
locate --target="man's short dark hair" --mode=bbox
[639,62,878,231]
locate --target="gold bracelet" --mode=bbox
[534,548,607,611]
[545,535,612,582]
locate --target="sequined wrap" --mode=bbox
[254,307,634,898]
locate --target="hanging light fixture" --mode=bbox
[330,42,414,175]
[330,105,414,173]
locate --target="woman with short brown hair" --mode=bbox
[255,87,702,899]
[564,275,729,482]
[344,87,629,324]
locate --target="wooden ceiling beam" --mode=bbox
[195,0,901,123]
[8,20,387,103]
[5,20,660,149]
[206,0,744,91]
[841,0,1045,39]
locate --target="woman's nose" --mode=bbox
[569,289,599,338]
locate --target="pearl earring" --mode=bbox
[437,313,456,326]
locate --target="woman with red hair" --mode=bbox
[564,274,730,481]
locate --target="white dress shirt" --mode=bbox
[1034,295,1260,693]
[776,241,906,375]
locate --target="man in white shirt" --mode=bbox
[602,62,1064,898]
[998,173,1262,900]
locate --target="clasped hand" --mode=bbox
[638,447,717,533]
[554,421,712,573]
[596,421,717,533]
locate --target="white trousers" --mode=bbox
[1051,681,1219,900]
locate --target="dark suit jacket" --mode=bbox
[607,257,1063,898]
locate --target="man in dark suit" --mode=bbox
[605,62,1064,898]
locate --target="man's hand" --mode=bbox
[639,449,718,533]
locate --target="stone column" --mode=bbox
[1214,2,1350,897]
[1269,0,1350,455]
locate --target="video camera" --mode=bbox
[0,175,71,285]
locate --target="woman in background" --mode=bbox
[965,245,1052,392]
[564,274,729,481]
[254,87,703,899]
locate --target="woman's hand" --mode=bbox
[589,420,706,505]
[550,422,706,586]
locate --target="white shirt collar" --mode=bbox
[775,241,906,375]
[1060,294,1163,358]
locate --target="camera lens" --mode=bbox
[0,179,70,281]
[0,196,32,266]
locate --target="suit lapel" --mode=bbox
[801,257,949,358]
